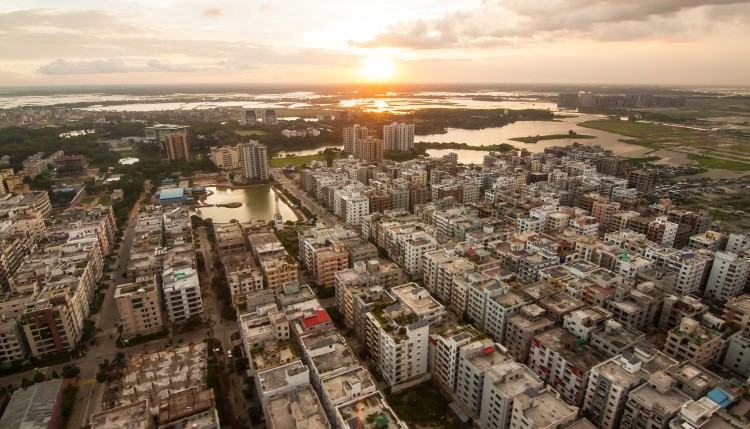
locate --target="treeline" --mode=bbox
[0,125,120,171]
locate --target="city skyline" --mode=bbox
[1,0,749,86]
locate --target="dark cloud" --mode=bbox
[201,8,222,18]
[351,0,750,49]
[37,58,139,75]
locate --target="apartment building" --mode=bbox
[313,245,349,288]
[659,295,708,331]
[455,341,511,417]
[509,386,578,429]
[333,392,406,429]
[644,247,713,296]
[383,122,415,151]
[590,320,645,358]
[115,276,164,340]
[620,372,691,429]
[238,140,269,181]
[365,302,430,387]
[583,345,677,429]
[162,266,203,324]
[478,361,545,429]
[164,132,192,162]
[209,145,240,170]
[468,278,527,343]
[342,124,368,154]
[504,304,555,363]
[222,252,264,308]
[214,223,247,256]
[318,365,377,421]
[259,255,297,291]
[664,317,722,366]
[704,251,750,302]
[430,324,481,392]
[528,326,608,406]
[266,385,330,429]
[391,283,446,325]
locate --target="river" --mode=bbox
[190,185,298,224]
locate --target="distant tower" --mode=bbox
[274,193,284,231]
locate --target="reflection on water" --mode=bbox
[417,114,650,158]
[190,186,297,224]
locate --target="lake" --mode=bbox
[416,114,652,163]
[190,185,297,224]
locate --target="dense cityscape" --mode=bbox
[0,84,746,429]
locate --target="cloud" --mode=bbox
[351,0,750,49]
[201,8,222,18]
[146,59,195,72]
[259,4,275,12]
[36,58,139,75]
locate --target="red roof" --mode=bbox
[301,309,332,329]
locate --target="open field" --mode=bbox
[386,381,452,429]
[687,155,750,172]
[580,119,688,139]
[235,129,270,136]
[269,154,325,168]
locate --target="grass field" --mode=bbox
[386,381,452,428]
[509,133,596,143]
[236,130,270,136]
[269,154,325,168]
[98,195,111,205]
[579,119,683,139]
[687,154,750,172]
[80,197,94,205]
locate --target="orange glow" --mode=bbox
[359,53,396,81]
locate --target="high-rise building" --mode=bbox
[383,122,415,151]
[164,131,192,162]
[263,109,277,124]
[704,251,750,302]
[343,124,368,154]
[238,140,269,181]
[53,155,88,177]
[115,275,164,340]
[144,124,189,142]
[478,361,544,429]
[242,109,258,125]
[353,136,383,162]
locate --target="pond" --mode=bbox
[190,185,298,224]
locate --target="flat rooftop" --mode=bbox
[267,386,330,429]
[392,283,443,316]
[116,342,206,415]
[336,392,402,429]
[490,361,542,398]
[535,327,607,373]
[539,293,584,316]
[522,390,577,429]
[630,382,690,413]
[301,331,358,375]
[0,379,63,429]
[91,400,150,429]
[258,361,308,393]
[321,366,375,404]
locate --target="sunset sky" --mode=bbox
[1,0,749,86]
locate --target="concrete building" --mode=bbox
[333,392,406,429]
[365,301,430,387]
[504,304,555,363]
[238,140,269,181]
[477,360,545,429]
[164,131,192,162]
[162,266,203,324]
[528,326,608,406]
[383,122,415,151]
[627,169,654,193]
[259,255,297,291]
[210,145,240,170]
[222,252,264,308]
[722,332,750,377]
[266,385,330,429]
[90,399,152,429]
[620,372,691,429]
[145,124,189,142]
[509,386,578,429]
[704,251,750,302]
[726,232,750,253]
[53,154,88,177]
[318,365,377,420]
[313,245,349,288]
[353,136,383,162]
[340,191,369,227]
[0,379,65,429]
[115,275,164,340]
[659,295,707,331]
[343,124,368,154]
[583,345,677,429]
[214,223,247,256]
[664,318,722,367]
[455,341,511,417]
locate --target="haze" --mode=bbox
[1,0,750,86]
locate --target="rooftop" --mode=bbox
[0,379,64,429]
[321,366,375,404]
[301,330,358,375]
[336,392,402,429]
[258,361,309,393]
[521,389,578,429]
[463,340,510,371]
[535,327,608,373]
[630,380,691,414]
[267,386,330,429]
[90,400,150,429]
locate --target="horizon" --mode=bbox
[2,1,750,87]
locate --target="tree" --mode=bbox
[33,372,46,383]
[61,365,80,379]
[184,314,203,330]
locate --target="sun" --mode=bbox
[359,54,396,81]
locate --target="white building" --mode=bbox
[209,145,240,170]
[341,191,369,228]
[455,341,511,417]
[343,124,368,154]
[238,140,269,181]
[478,360,544,429]
[509,386,578,429]
[162,266,203,324]
[704,251,750,302]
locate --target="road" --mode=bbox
[271,168,338,227]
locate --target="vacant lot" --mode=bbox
[386,381,452,428]
[269,154,325,168]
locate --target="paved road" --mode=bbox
[271,168,338,227]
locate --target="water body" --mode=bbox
[416,114,651,161]
[190,185,297,224]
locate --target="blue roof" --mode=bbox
[707,388,732,408]
[159,188,185,201]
